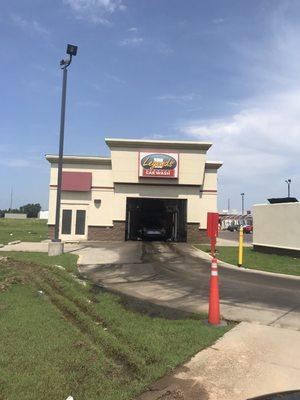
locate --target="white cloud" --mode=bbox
[183,91,300,154]
[63,0,125,24]
[119,37,144,47]
[105,73,125,84]
[213,18,225,24]
[180,89,300,206]
[128,26,137,32]
[10,14,49,35]
[145,133,173,140]
[118,36,172,55]
[157,93,196,103]
[176,9,300,207]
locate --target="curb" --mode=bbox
[191,245,300,281]
[7,240,22,246]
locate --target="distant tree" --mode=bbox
[19,203,41,218]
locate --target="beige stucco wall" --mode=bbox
[48,164,218,228]
[202,169,217,188]
[48,162,114,226]
[110,147,207,185]
[253,203,300,251]
[113,181,217,227]
[47,150,219,231]
[49,162,113,187]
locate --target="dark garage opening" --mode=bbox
[125,198,187,242]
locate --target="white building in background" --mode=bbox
[4,213,27,219]
[38,210,49,220]
[253,201,300,255]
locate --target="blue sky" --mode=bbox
[1,0,300,212]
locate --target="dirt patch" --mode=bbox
[121,295,200,320]
[73,340,88,348]
[0,257,37,274]
[0,257,24,292]
[136,372,209,400]
[90,284,200,320]
[0,276,21,292]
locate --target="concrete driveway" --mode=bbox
[78,242,300,398]
[136,322,300,400]
[78,241,300,330]
[76,241,142,265]
[2,239,300,398]
[0,241,84,253]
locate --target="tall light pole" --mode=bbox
[53,44,78,243]
[285,179,291,198]
[240,193,245,216]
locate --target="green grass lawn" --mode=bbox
[0,218,48,244]
[195,245,300,276]
[0,252,231,400]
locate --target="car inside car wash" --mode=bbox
[46,138,222,243]
[125,198,187,241]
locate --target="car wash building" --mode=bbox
[46,138,222,242]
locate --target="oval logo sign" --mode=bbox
[141,154,177,170]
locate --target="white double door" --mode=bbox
[60,205,88,241]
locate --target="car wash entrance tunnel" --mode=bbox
[126,198,187,242]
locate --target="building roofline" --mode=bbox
[45,154,222,169]
[105,137,212,150]
[45,154,111,165]
[205,160,223,169]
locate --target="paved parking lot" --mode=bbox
[217,230,253,246]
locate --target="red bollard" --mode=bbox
[208,257,220,325]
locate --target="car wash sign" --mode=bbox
[139,151,179,178]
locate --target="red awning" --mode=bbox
[61,171,92,191]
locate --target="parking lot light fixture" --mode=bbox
[53,44,78,242]
[240,193,245,216]
[285,179,291,198]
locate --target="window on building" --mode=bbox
[62,210,72,234]
[75,210,86,235]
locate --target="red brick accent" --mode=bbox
[48,225,55,240]
[187,224,209,243]
[88,221,125,241]
[49,222,208,243]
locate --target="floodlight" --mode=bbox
[67,44,78,56]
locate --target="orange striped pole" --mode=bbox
[208,257,220,325]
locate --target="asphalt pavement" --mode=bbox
[218,229,253,243]
[78,241,300,330]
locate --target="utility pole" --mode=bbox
[10,188,13,210]
[227,198,231,213]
